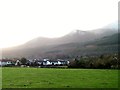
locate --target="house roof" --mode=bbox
[0,59,13,62]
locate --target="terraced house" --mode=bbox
[0,59,14,66]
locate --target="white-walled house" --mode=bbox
[43,60,51,65]
[15,60,21,66]
[0,60,13,66]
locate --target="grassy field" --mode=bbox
[2,67,118,88]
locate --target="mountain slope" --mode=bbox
[43,33,118,58]
[2,27,118,59]
[86,33,119,46]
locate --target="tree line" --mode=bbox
[68,54,119,69]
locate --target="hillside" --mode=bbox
[88,33,119,46]
[2,27,118,59]
[43,33,119,58]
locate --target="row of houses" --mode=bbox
[37,59,69,66]
[16,59,69,66]
[0,58,70,67]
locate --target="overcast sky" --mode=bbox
[0,0,118,48]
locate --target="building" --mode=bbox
[0,59,13,66]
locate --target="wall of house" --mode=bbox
[0,61,12,66]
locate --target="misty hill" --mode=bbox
[12,28,117,49]
[43,33,119,58]
[17,30,98,49]
[2,27,118,59]
[88,33,119,46]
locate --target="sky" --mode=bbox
[0,0,118,48]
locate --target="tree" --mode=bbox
[68,59,78,68]
[21,57,27,65]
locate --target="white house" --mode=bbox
[42,60,51,65]
[15,60,21,66]
[0,60,13,66]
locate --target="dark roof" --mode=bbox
[0,59,13,62]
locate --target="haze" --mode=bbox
[0,0,118,48]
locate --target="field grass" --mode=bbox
[2,67,118,88]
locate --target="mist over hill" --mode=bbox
[2,23,118,59]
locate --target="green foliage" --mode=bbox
[69,54,119,69]
[20,57,27,65]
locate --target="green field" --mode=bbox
[2,67,118,88]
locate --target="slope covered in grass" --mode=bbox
[2,68,118,88]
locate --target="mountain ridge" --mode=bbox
[2,26,118,59]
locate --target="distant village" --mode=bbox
[0,53,119,69]
[0,58,70,68]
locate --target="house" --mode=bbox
[38,59,50,66]
[15,60,21,66]
[50,61,61,66]
[42,60,51,65]
[15,59,31,66]
[0,59,14,66]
